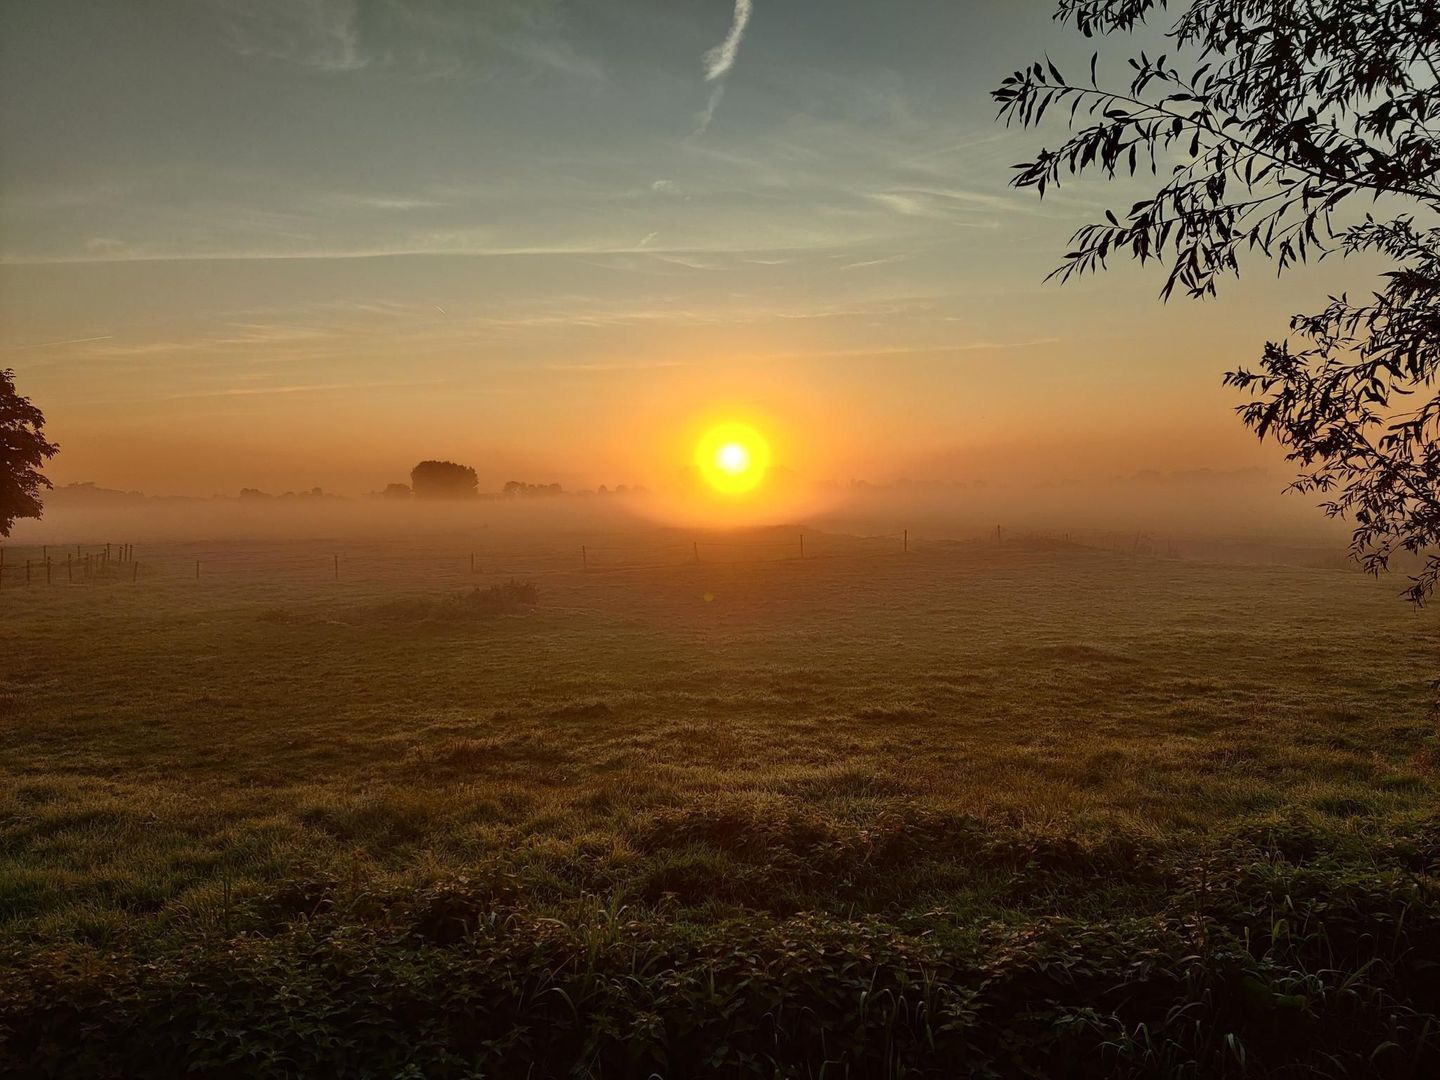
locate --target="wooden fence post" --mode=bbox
[904,529,909,553]
[582,545,587,569]
[45,558,51,586]
[66,553,72,584]
[333,554,339,581]
[693,541,699,564]
[196,560,200,581]
[132,562,139,583]
[799,533,805,559]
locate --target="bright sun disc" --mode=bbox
[696,422,771,495]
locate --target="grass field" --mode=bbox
[2,526,1439,1077]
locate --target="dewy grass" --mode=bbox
[1,537,1437,1076]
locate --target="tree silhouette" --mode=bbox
[502,480,563,497]
[0,369,59,537]
[995,2,1440,604]
[410,460,478,499]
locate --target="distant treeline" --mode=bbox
[44,466,649,506]
[375,460,647,500]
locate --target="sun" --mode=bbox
[695,422,771,495]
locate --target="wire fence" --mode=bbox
[0,530,921,591]
[0,543,139,589]
[0,526,1192,593]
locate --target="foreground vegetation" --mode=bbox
[1,535,1437,1076]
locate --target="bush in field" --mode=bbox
[372,580,537,624]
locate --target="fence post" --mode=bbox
[903,529,909,553]
[66,553,72,584]
[470,552,475,574]
[45,558,51,586]
[693,541,699,564]
[105,543,111,563]
[132,562,139,583]
[195,560,200,581]
[333,554,339,581]
[799,533,805,559]
[582,545,587,569]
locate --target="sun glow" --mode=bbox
[695,422,771,495]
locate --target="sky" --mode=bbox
[0,0,1376,497]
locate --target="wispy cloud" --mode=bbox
[865,189,1013,222]
[216,0,366,72]
[695,0,754,135]
[213,0,604,82]
[165,379,441,401]
[321,193,448,212]
[703,0,753,81]
[769,338,1061,361]
[8,335,114,351]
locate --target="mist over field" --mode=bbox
[8,463,1342,553]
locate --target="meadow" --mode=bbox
[2,522,1438,1077]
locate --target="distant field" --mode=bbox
[2,529,1438,1077]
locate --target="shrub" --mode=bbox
[370,581,537,624]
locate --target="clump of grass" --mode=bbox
[370,580,537,624]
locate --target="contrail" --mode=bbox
[703,0,752,82]
[15,334,114,350]
[695,0,752,134]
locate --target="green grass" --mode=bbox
[1,533,1438,1076]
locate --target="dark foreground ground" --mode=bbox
[2,531,1438,1077]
